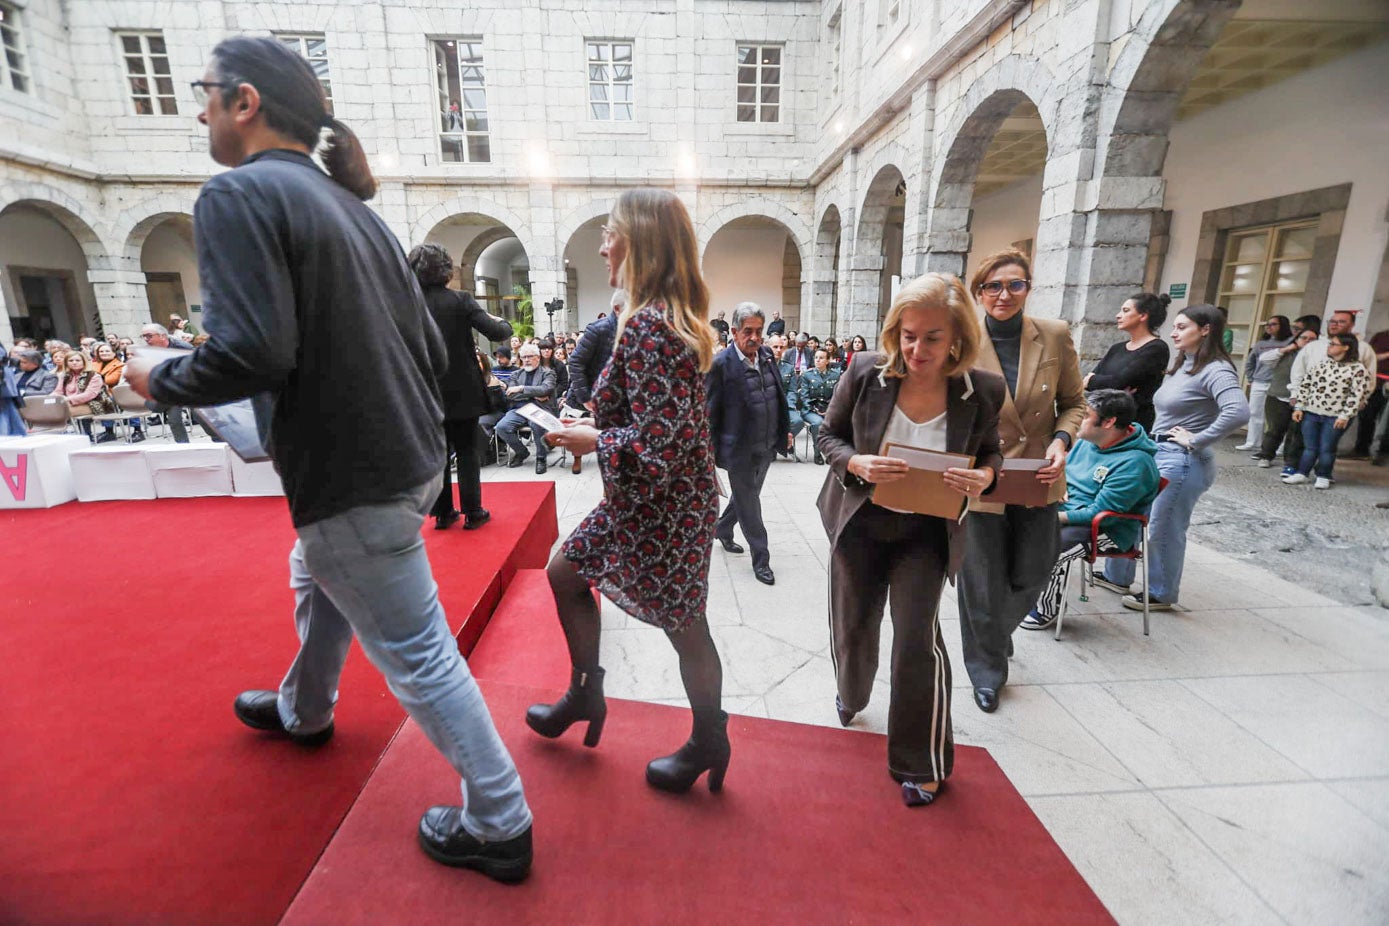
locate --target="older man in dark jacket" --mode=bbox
[706,302,792,585]
[494,343,558,473]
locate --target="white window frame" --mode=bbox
[735,43,783,124]
[277,33,332,112]
[432,37,491,164]
[117,31,177,116]
[0,1,30,94]
[880,0,903,29]
[828,22,841,101]
[586,39,634,122]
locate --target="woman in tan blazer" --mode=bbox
[817,273,1005,807]
[958,249,1085,714]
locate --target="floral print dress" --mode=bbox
[561,303,719,632]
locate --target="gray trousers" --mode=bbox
[830,504,952,783]
[715,452,774,569]
[958,505,1060,690]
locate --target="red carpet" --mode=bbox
[0,484,555,926]
[284,571,1114,926]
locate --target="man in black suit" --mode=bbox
[706,302,792,585]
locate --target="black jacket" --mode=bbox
[422,286,512,420]
[149,149,447,527]
[706,343,791,469]
[566,313,618,406]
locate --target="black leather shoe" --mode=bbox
[973,687,999,713]
[754,565,775,585]
[233,690,333,745]
[835,694,855,727]
[463,509,490,530]
[94,432,117,444]
[434,509,461,530]
[535,458,548,475]
[718,537,745,554]
[417,807,532,883]
[647,708,730,793]
[814,448,824,465]
[507,450,529,468]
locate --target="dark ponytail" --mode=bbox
[211,36,377,201]
[1127,291,1170,332]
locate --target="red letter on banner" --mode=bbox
[0,452,28,502]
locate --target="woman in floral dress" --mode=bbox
[527,188,729,793]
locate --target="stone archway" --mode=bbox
[127,213,199,331]
[0,197,109,344]
[851,164,906,339]
[424,213,531,327]
[702,214,804,334]
[812,204,842,339]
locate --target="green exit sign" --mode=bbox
[1168,283,1188,299]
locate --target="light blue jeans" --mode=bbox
[277,476,531,840]
[1103,443,1216,604]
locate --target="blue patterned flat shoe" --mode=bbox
[901,781,942,807]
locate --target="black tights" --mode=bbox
[546,552,723,711]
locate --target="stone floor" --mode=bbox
[483,444,1389,926]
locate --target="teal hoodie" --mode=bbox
[1059,426,1161,551]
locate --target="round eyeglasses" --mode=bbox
[978,279,1031,297]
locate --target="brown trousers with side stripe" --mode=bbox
[829,503,953,784]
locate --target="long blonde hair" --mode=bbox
[877,272,980,379]
[609,188,717,372]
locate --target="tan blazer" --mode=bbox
[816,353,1007,580]
[970,312,1085,515]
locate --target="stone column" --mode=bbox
[89,268,151,336]
[526,182,565,334]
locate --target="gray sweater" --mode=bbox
[1152,356,1250,452]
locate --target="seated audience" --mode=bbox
[492,345,517,386]
[14,350,57,398]
[1021,390,1161,631]
[91,342,145,443]
[494,343,558,473]
[51,351,115,437]
[798,348,840,464]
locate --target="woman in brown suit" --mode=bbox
[817,273,1005,806]
[957,248,1085,714]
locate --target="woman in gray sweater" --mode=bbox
[1097,304,1249,611]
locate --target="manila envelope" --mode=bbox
[988,457,1068,508]
[871,442,975,520]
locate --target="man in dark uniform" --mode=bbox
[798,347,841,465]
[769,334,804,459]
[706,302,792,585]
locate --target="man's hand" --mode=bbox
[786,432,794,450]
[1036,437,1068,485]
[124,353,160,400]
[1292,410,1304,424]
[848,453,909,485]
[506,385,523,396]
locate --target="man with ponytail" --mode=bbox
[125,37,533,881]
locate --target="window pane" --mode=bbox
[12,72,26,92]
[154,76,173,96]
[461,43,483,62]
[6,47,23,72]
[1221,264,1259,295]
[125,54,146,75]
[1233,232,1268,263]
[760,85,779,104]
[737,46,754,65]
[613,64,631,81]
[761,47,780,65]
[737,85,755,104]
[1228,325,1251,357]
[587,43,603,60]
[462,65,484,84]
[133,96,153,115]
[150,55,170,76]
[762,66,780,85]
[157,94,178,115]
[312,59,330,81]
[129,76,148,95]
[306,38,326,58]
[280,36,300,51]
[1278,226,1317,260]
[737,66,757,85]
[589,64,607,82]
[1224,295,1257,325]
[613,44,632,62]
[591,101,609,120]
[441,135,464,162]
[465,113,487,132]
[614,83,631,103]
[590,83,608,102]
[121,35,141,54]
[1267,293,1304,318]
[147,35,166,55]
[737,104,756,122]
[761,105,779,122]
[467,136,490,162]
[463,88,487,110]
[615,103,633,121]
[1270,259,1309,293]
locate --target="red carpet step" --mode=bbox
[283,570,1114,925]
[0,484,555,926]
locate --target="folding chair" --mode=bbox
[18,395,71,434]
[1055,477,1170,640]
[112,384,161,440]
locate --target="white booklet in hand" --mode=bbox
[517,403,564,432]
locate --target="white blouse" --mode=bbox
[881,404,947,453]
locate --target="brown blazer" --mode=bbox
[971,312,1085,515]
[816,352,1006,580]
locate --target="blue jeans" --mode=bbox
[494,408,549,459]
[1103,443,1216,604]
[276,476,531,840]
[1297,412,1342,479]
[802,410,825,438]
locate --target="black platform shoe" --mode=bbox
[525,667,606,747]
[646,707,730,793]
[417,807,532,883]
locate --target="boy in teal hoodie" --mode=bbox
[1022,389,1161,631]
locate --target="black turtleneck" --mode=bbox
[985,311,1024,395]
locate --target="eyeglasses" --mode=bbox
[190,80,230,107]
[978,279,1031,297]
[140,333,157,341]
[600,224,619,242]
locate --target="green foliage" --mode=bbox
[512,284,535,340]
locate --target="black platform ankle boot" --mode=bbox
[525,667,606,747]
[646,707,730,793]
